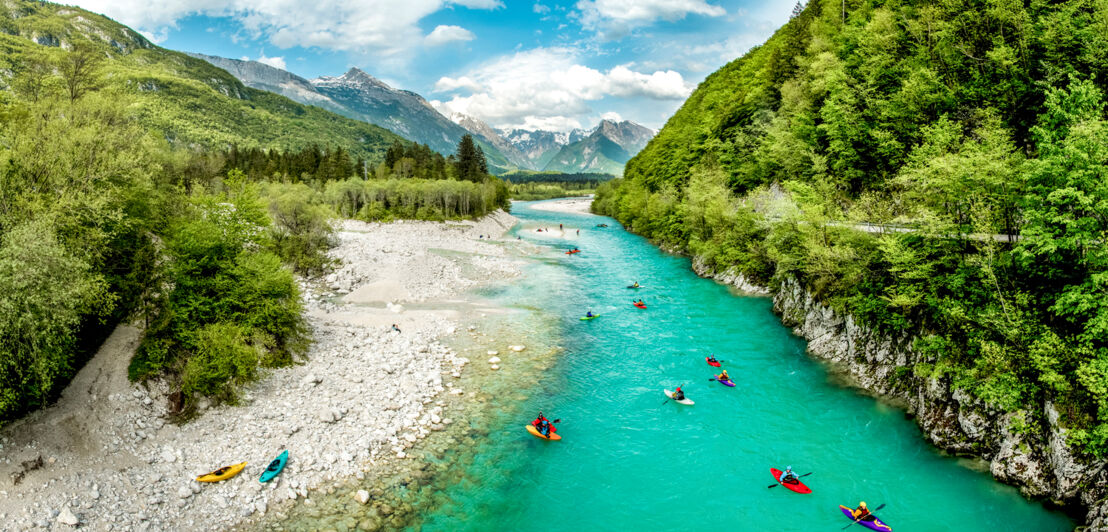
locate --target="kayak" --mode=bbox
[838,505,892,531]
[706,357,721,367]
[197,462,247,483]
[626,285,642,289]
[715,375,735,387]
[526,424,561,441]
[770,468,812,494]
[565,250,581,254]
[634,302,647,309]
[664,389,694,405]
[580,315,599,321]
[259,450,288,483]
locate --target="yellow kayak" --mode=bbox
[196,462,247,482]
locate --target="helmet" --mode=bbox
[859,502,867,508]
[786,466,792,471]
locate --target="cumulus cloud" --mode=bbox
[67,0,501,59]
[576,0,725,36]
[431,47,691,130]
[424,25,476,46]
[256,53,287,70]
[601,111,622,122]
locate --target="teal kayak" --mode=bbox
[580,315,599,320]
[259,450,288,483]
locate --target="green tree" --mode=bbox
[453,134,488,182]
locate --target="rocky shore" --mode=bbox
[0,210,523,532]
[704,270,1102,528]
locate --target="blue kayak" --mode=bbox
[259,450,288,483]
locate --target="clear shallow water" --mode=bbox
[411,200,1075,531]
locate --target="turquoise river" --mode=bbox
[413,199,1075,531]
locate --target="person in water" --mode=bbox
[532,412,555,436]
[780,466,799,484]
[851,502,874,522]
[674,386,685,400]
[719,369,730,382]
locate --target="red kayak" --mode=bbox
[706,357,721,367]
[633,302,647,309]
[770,468,811,494]
[565,249,581,254]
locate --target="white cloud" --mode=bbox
[67,0,501,59]
[432,47,691,131]
[576,0,725,36]
[424,25,476,46]
[256,53,287,70]
[601,111,622,122]
[533,3,551,14]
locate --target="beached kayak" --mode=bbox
[580,315,599,320]
[526,424,562,441]
[770,468,812,494]
[259,450,288,483]
[664,389,694,405]
[706,357,721,367]
[197,462,247,483]
[715,375,735,387]
[839,505,892,531]
[634,302,647,309]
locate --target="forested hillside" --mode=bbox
[0,1,509,425]
[0,0,403,159]
[596,0,1108,457]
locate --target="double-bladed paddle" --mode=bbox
[767,472,812,488]
[841,504,886,530]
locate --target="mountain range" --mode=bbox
[191,54,654,175]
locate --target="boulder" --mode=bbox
[355,489,371,504]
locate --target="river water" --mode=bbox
[406,200,1074,531]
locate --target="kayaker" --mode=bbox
[559,223,563,230]
[780,466,799,484]
[707,354,718,364]
[674,386,685,400]
[632,281,640,288]
[851,502,874,522]
[586,311,595,318]
[719,369,731,382]
[532,412,548,427]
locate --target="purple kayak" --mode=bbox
[839,506,891,531]
[715,374,735,387]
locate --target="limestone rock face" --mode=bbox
[699,263,1108,527]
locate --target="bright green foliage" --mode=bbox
[262,184,337,276]
[325,177,509,221]
[596,0,1108,456]
[133,179,307,403]
[0,220,110,419]
[0,0,403,162]
[509,182,596,201]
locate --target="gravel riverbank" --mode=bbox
[0,211,523,531]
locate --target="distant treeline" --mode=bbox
[501,171,616,185]
[220,135,491,184]
[510,182,595,201]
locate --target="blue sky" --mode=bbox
[71,0,793,131]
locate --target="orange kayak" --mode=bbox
[526,424,561,441]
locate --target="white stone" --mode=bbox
[487,356,501,364]
[509,345,525,352]
[490,364,500,370]
[487,350,498,356]
[57,508,78,526]
[160,447,176,464]
[177,487,192,499]
[354,490,370,504]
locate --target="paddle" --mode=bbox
[841,504,886,530]
[767,472,812,488]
